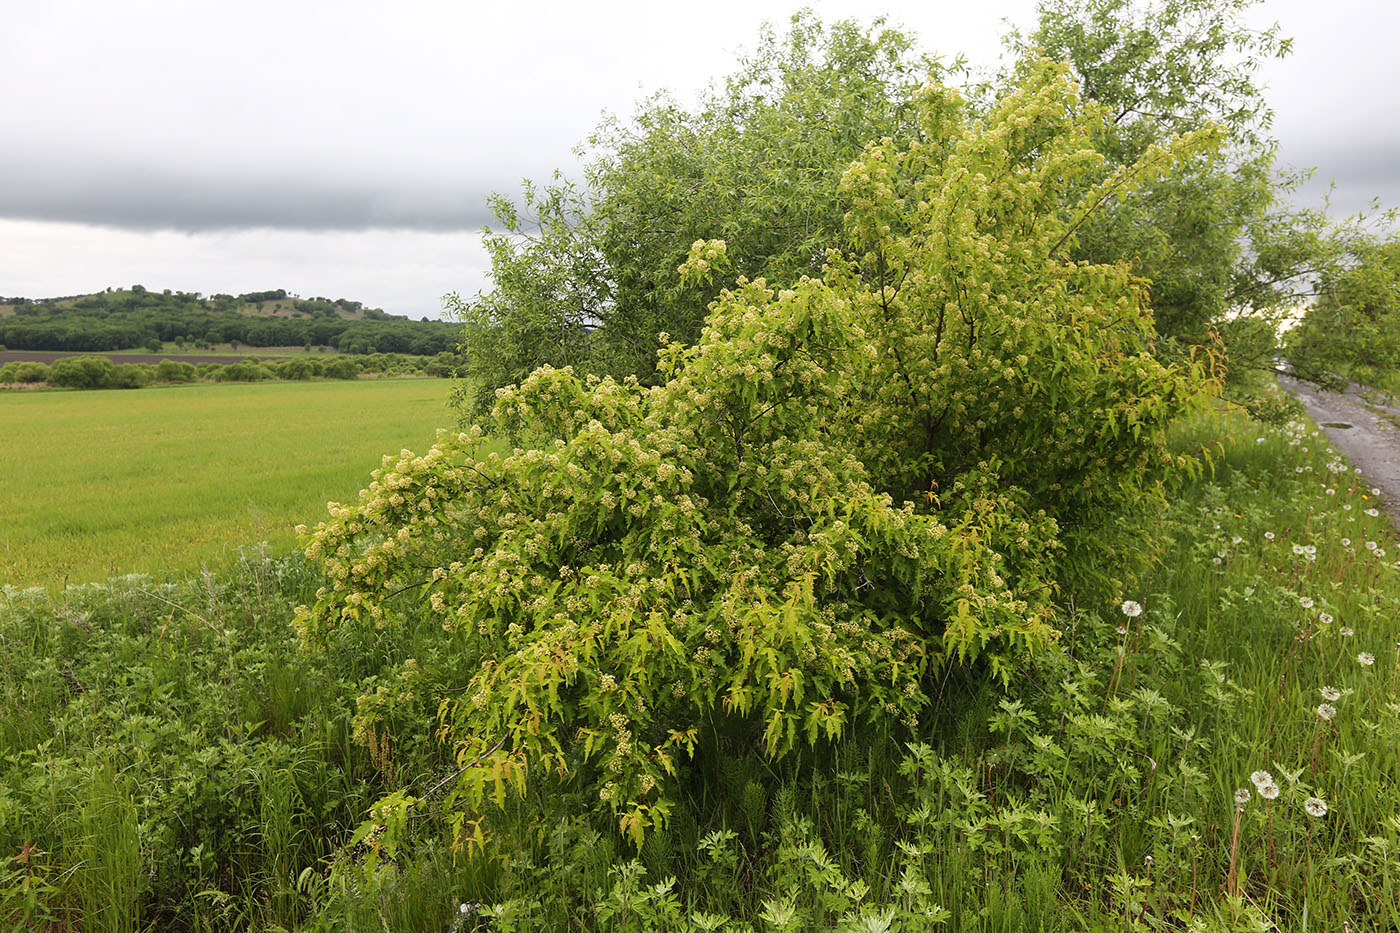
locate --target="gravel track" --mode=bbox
[1283,375,1400,526]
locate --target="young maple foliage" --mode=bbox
[297,61,1215,847]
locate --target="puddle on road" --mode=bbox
[1321,422,1355,429]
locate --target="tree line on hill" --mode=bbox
[0,286,459,355]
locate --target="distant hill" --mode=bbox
[0,286,459,355]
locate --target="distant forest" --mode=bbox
[0,287,460,355]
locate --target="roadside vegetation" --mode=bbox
[5,409,1399,930]
[2,1,1398,930]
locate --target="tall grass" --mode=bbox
[4,406,1400,930]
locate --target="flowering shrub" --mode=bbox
[297,62,1213,846]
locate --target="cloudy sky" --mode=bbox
[3,0,1396,319]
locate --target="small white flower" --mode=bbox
[1235,788,1251,806]
[1341,538,1351,547]
[1304,797,1328,818]
[1300,597,1314,609]
[1259,782,1280,800]
[1250,770,1274,790]
[1292,544,1305,555]
[1326,488,1336,496]
[1341,627,1354,637]
[1232,536,1243,545]
[1373,487,1381,496]
[1367,541,1378,550]
[1117,624,1128,635]
[1366,508,1380,517]
[1321,686,1341,701]
[1317,703,1337,720]
[1319,613,1333,625]
[1121,600,1143,618]
[1358,652,1375,667]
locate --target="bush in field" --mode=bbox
[108,362,153,389]
[216,361,274,382]
[46,355,117,389]
[298,63,1212,847]
[323,358,360,380]
[154,359,198,383]
[273,357,314,380]
[11,361,50,383]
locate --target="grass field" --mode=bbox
[0,379,461,588]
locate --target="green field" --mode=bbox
[0,379,460,588]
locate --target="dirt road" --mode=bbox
[1284,376,1400,524]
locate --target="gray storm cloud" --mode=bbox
[0,169,497,232]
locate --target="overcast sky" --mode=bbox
[3,0,1397,319]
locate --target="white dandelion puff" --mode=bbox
[1358,652,1376,667]
[1121,600,1143,618]
[1321,686,1341,701]
[1250,770,1274,790]
[1304,797,1328,818]
[1317,703,1337,721]
[1300,596,1314,609]
[1234,788,1251,806]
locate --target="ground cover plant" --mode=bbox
[6,403,1400,930]
[0,379,457,588]
[6,5,1399,929]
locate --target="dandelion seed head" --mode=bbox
[1358,652,1375,667]
[1250,770,1274,790]
[1300,596,1315,609]
[1305,797,1328,818]
[1321,686,1341,701]
[1317,703,1337,720]
[1259,782,1279,800]
[1265,531,1276,540]
[1121,600,1143,618]
[1319,613,1333,625]
[1341,627,1354,637]
[1235,788,1251,806]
